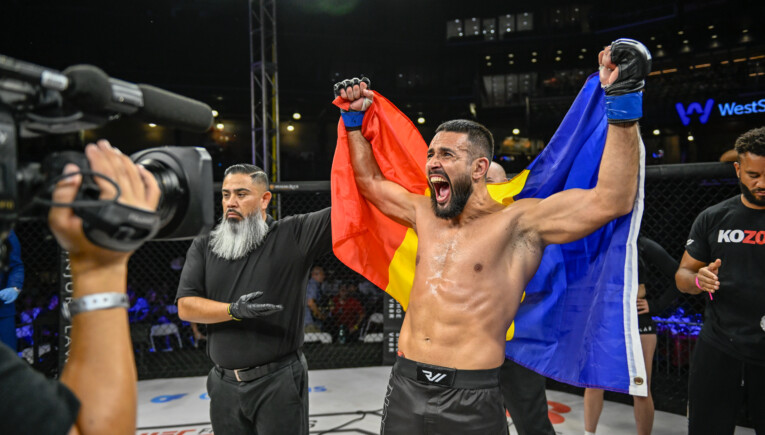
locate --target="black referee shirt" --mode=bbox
[176,208,332,368]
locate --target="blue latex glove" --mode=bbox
[0,287,19,304]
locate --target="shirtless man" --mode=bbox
[335,39,650,435]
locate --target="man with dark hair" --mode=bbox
[335,39,650,434]
[675,126,765,434]
[176,163,331,435]
[435,119,495,162]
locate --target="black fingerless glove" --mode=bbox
[333,77,371,131]
[228,291,283,321]
[603,38,652,124]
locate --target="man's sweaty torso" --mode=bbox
[398,197,544,370]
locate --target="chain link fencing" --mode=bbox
[547,162,740,417]
[638,162,739,416]
[10,162,741,416]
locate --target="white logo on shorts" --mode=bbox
[421,370,447,383]
[760,315,765,332]
[686,239,694,246]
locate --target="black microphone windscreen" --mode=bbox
[136,84,213,133]
[62,65,112,112]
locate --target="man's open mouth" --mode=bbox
[429,175,451,205]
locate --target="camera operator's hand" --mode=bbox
[48,139,160,435]
[48,140,160,282]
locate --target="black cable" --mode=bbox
[22,169,121,214]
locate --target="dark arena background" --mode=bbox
[2,0,763,433]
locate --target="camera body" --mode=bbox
[0,54,214,264]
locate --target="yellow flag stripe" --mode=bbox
[384,228,419,310]
[487,169,529,205]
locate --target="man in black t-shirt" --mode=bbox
[676,127,765,435]
[176,164,331,435]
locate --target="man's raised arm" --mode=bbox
[520,39,650,246]
[335,78,421,228]
[49,140,160,435]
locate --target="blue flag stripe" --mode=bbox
[505,73,647,396]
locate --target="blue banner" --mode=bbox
[506,73,646,396]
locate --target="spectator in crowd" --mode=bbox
[0,139,160,434]
[47,294,59,312]
[15,294,42,349]
[320,268,341,298]
[328,280,365,342]
[675,127,765,434]
[176,163,331,435]
[190,322,207,347]
[127,286,150,323]
[305,265,327,333]
[357,277,383,315]
[0,230,24,351]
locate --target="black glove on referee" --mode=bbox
[228,291,283,321]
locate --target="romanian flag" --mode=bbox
[330,73,646,395]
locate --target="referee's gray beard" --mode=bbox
[209,213,269,260]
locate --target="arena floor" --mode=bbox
[136,365,755,435]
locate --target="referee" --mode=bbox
[177,163,331,434]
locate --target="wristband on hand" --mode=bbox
[334,77,371,131]
[341,111,365,130]
[696,275,714,300]
[606,92,642,124]
[228,304,242,321]
[602,38,651,124]
[62,293,130,320]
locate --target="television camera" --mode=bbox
[0,54,215,267]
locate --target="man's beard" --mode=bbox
[430,173,473,219]
[740,181,765,207]
[209,212,269,260]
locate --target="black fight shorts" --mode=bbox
[380,356,507,435]
[638,313,656,335]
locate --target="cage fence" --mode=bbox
[9,162,742,417]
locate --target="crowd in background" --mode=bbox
[304,265,384,344]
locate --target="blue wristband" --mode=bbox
[341,111,365,129]
[605,92,642,123]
